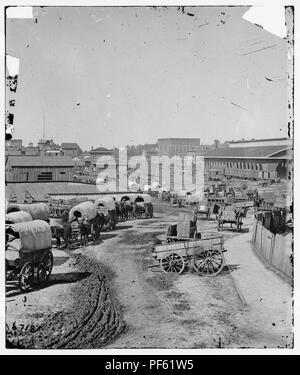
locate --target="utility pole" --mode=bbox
[43,110,45,140]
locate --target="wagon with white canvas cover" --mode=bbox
[5,220,53,292]
[68,201,98,246]
[5,210,33,224]
[95,196,117,230]
[133,194,153,219]
[7,202,50,222]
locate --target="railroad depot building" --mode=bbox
[158,138,201,158]
[6,155,75,182]
[204,138,293,180]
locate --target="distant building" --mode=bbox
[142,145,158,185]
[6,156,75,182]
[157,138,200,158]
[204,138,293,180]
[38,139,60,156]
[5,139,23,155]
[45,150,61,157]
[22,146,40,156]
[90,146,115,166]
[61,142,81,157]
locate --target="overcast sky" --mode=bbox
[6,6,289,151]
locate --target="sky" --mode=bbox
[6,6,289,151]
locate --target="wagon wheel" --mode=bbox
[160,253,185,274]
[192,249,224,277]
[37,251,53,284]
[19,262,34,292]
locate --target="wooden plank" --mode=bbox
[154,237,223,254]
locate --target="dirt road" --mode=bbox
[6,201,293,349]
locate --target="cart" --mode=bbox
[7,203,50,222]
[217,205,243,231]
[68,201,98,247]
[196,203,211,220]
[48,200,71,218]
[6,210,33,224]
[95,196,117,230]
[6,220,53,292]
[133,194,153,219]
[152,213,226,276]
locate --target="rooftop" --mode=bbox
[204,145,292,159]
[91,147,114,153]
[61,142,79,149]
[6,182,100,202]
[158,138,200,142]
[7,156,75,167]
[229,137,290,144]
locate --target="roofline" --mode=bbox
[229,137,291,144]
[10,165,75,167]
[267,147,293,157]
[158,138,200,141]
[204,156,291,160]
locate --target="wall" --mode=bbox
[6,166,74,182]
[252,219,292,281]
[205,158,281,180]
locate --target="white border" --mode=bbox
[0,0,298,355]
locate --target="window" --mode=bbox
[37,171,53,181]
[60,171,66,175]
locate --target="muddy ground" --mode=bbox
[6,200,293,349]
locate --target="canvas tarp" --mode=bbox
[17,203,50,221]
[95,196,116,211]
[134,194,152,204]
[6,220,52,253]
[69,201,97,222]
[221,207,236,221]
[6,210,32,224]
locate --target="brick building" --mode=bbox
[157,138,201,158]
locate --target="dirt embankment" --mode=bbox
[6,255,126,349]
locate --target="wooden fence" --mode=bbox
[252,219,293,281]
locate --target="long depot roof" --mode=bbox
[6,182,101,202]
[7,156,75,167]
[204,145,292,159]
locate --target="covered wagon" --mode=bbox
[6,220,53,292]
[95,196,117,230]
[69,201,97,222]
[217,205,243,232]
[133,194,153,218]
[67,201,98,247]
[7,203,50,222]
[115,194,136,220]
[5,210,33,224]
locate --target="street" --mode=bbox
[6,201,293,349]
